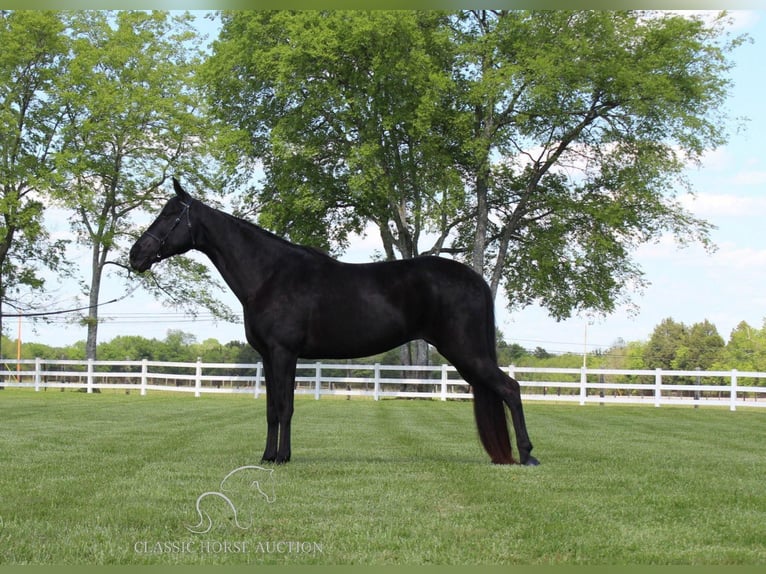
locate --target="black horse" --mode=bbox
[130,179,539,466]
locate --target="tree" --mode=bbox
[443,10,738,316]
[54,11,233,359]
[0,11,69,347]
[532,346,552,360]
[98,334,158,361]
[160,329,197,362]
[205,11,461,258]
[205,10,741,330]
[496,328,528,364]
[724,320,766,372]
[644,317,724,371]
[672,319,724,371]
[644,317,687,369]
[623,341,648,371]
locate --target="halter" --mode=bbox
[144,200,195,261]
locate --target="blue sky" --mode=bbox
[16,10,766,356]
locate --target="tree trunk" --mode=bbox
[85,241,108,361]
[472,167,491,275]
[399,339,430,393]
[0,225,14,360]
[85,270,101,361]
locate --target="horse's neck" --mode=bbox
[196,204,284,304]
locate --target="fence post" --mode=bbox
[654,368,662,407]
[140,359,148,396]
[34,357,42,392]
[87,358,94,394]
[599,373,605,405]
[730,369,738,412]
[440,364,448,401]
[694,374,701,408]
[579,366,587,405]
[194,357,202,398]
[254,361,263,399]
[315,362,322,400]
[373,363,381,401]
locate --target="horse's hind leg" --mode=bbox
[477,363,537,465]
[445,349,538,465]
[499,371,539,466]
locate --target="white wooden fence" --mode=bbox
[2,358,766,411]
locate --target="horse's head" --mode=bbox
[129,178,196,273]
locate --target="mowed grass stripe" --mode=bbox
[0,391,764,565]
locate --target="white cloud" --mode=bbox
[696,147,734,172]
[708,243,766,270]
[680,192,766,217]
[662,10,760,31]
[732,171,766,185]
[718,10,761,31]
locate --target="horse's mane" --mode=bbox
[213,203,334,262]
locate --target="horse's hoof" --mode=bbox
[523,456,540,466]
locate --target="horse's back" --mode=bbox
[331,256,493,349]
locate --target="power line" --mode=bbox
[2,296,124,318]
[2,284,140,319]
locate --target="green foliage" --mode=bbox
[723,320,766,371]
[92,330,259,366]
[644,317,725,371]
[453,10,734,315]
[674,319,725,370]
[0,11,70,327]
[205,11,461,258]
[205,10,741,325]
[1,11,238,362]
[644,317,689,369]
[50,11,232,359]
[496,331,528,365]
[604,339,648,372]
[97,334,159,362]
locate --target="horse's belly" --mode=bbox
[301,301,413,359]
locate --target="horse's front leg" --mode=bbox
[261,357,279,463]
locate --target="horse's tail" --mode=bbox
[472,373,515,465]
[472,283,515,464]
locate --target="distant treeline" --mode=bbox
[4,317,766,378]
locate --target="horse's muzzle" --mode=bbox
[129,241,154,273]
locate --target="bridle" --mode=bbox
[143,199,195,261]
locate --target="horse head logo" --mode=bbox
[185,465,276,535]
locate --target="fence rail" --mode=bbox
[2,358,766,411]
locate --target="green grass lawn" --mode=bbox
[0,389,764,565]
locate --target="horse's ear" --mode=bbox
[172,177,192,201]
